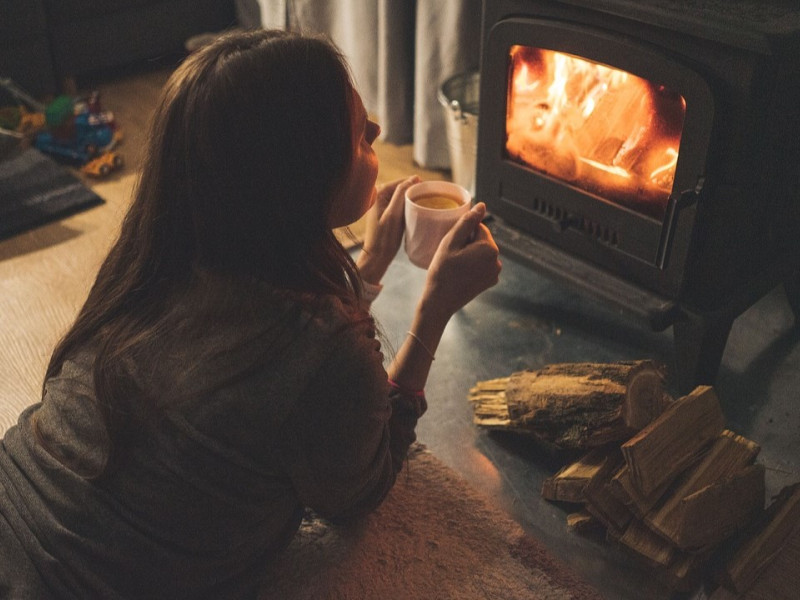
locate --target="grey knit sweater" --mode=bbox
[0,274,425,599]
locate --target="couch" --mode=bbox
[1,0,237,99]
[0,0,58,98]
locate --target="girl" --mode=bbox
[0,29,500,598]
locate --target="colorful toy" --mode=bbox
[34,94,116,164]
[1,79,125,177]
[33,91,124,178]
[81,150,124,177]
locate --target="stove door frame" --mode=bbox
[477,17,714,298]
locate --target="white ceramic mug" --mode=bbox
[404,181,471,269]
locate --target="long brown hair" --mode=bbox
[39,30,366,474]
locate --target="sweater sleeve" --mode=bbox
[279,318,426,522]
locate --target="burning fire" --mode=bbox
[506,45,686,218]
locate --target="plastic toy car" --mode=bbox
[81,151,124,177]
[34,130,100,163]
[34,95,116,164]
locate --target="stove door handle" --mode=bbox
[656,180,703,270]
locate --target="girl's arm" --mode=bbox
[388,203,501,392]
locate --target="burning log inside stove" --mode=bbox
[505,46,685,219]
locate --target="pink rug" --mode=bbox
[259,445,602,600]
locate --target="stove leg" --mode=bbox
[784,270,800,322]
[672,312,734,394]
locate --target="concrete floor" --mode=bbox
[361,235,800,599]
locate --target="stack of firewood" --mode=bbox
[468,361,787,593]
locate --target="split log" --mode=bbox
[467,376,513,429]
[607,464,676,519]
[621,385,726,496]
[618,519,674,568]
[723,525,800,599]
[719,483,800,594]
[644,430,762,550]
[566,510,602,534]
[468,360,670,449]
[583,463,634,537]
[672,464,765,551]
[619,522,714,592]
[541,446,621,503]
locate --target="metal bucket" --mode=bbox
[438,71,479,197]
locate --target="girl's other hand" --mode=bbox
[421,202,501,319]
[356,175,420,285]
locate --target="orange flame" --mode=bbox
[506,46,686,219]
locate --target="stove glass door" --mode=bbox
[505,45,686,220]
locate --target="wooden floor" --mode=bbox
[0,64,446,432]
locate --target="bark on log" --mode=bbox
[469,360,670,449]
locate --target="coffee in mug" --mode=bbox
[412,194,462,210]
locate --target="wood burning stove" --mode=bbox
[476,0,800,391]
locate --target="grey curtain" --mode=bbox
[247,0,482,170]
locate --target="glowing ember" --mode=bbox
[506,45,686,219]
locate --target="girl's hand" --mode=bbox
[421,202,502,320]
[356,175,420,285]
